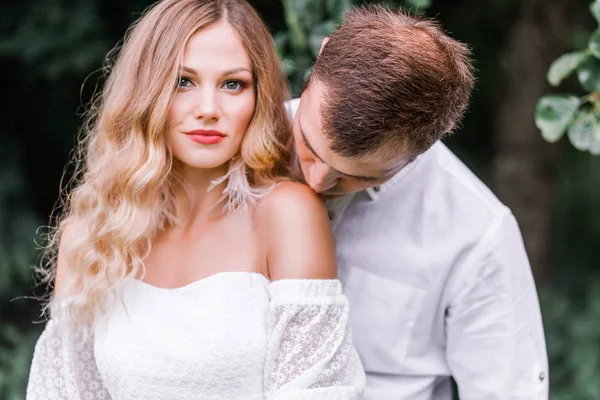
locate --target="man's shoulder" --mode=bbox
[362,142,512,242]
[423,142,509,218]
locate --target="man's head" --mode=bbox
[294,5,475,196]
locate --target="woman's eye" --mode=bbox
[177,77,193,88]
[223,80,243,91]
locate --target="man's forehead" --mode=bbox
[297,108,407,180]
[340,150,409,178]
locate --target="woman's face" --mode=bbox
[168,21,255,173]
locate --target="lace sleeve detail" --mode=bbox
[264,279,365,400]
[26,319,110,400]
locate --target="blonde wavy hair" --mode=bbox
[39,0,292,326]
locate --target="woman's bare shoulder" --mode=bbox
[257,181,336,281]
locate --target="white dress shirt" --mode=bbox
[287,98,549,400]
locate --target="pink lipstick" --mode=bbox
[186,130,226,145]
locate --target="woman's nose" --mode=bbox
[193,88,220,120]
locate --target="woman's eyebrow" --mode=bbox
[181,66,252,77]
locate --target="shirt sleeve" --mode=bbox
[445,212,549,400]
[263,279,365,400]
[27,318,110,400]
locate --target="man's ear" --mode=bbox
[319,37,330,55]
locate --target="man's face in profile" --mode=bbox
[293,79,410,198]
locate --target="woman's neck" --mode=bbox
[175,162,229,224]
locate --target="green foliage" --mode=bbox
[535,95,582,142]
[546,144,600,399]
[275,0,353,95]
[0,142,42,299]
[0,1,109,81]
[589,29,600,59]
[569,108,600,153]
[535,1,600,155]
[577,56,600,92]
[0,325,39,400]
[404,0,432,10]
[541,280,600,399]
[591,1,600,26]
[547,51,588,87]
[0,140,43,399]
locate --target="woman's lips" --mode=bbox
[186,130,226,145]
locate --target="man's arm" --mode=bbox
[445,212,549,400]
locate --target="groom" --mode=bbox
[287,5,549,400]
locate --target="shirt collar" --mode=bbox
[364,155,421,201]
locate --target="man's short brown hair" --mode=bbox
[310,5,475,158]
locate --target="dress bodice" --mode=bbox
[94,272,270,399]
[27,272,365,400]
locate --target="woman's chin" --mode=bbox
[175,157,232,174]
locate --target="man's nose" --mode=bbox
[193,88,220,120]
[308,162,337,193]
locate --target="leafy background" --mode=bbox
[1,0,599,398]
[535,2,600,155]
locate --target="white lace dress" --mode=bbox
[26,272,365,399]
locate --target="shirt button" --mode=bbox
[539,372,546,382]
[328,211,335,221]
[373,186,381,192]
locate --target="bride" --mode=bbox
[26,0,365,398]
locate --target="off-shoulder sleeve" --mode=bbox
[27,318,110,400]
[264,279,365,400]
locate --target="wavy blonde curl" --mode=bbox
[38,0,292,327]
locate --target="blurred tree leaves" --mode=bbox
[0,141,42,299]
[569,107,600,152]
[576,56,600,93]
[535,1,600,155]
[541,280,600,399]
[536,95,582,142]
[404,0,432,10]
[0,0,110,81]
[0,325,39,400]
[0,139,43,400]
[276,0,353,95]
[547,51,588,87]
